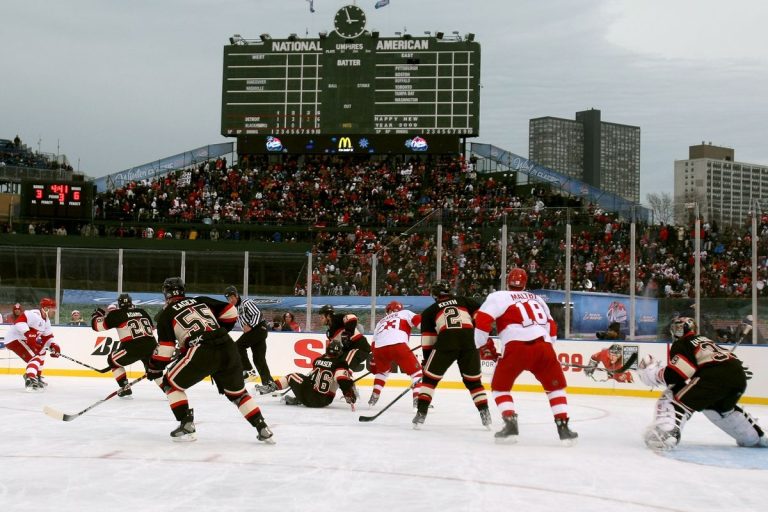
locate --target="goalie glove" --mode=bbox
[637,355,666,388]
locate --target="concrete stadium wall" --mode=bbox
[1,326,766,404]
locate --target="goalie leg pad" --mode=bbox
[702,406,766,447]
[644,391,691,451]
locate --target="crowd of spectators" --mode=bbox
[8,152,768,300]
[0,135,73,171]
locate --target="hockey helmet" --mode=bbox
[327,339,343,357]
[507,267,528,291]
[608,344,622,356]
[319,304,335,317]
[117,293,133,310]
[162,277,186,301]
[430,280,452,299]
[224,285,239,298]
[386,301,403,314]
[670,317,696,341]
[39,297,57,311]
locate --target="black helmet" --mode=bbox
[319,304,335,316]
[430,280,452,299]
[117,293,133,309]
[162,277,186,301]
[224,285,239,298]
[327,339,343,357]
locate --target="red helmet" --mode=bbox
[39,297,57,310]
[507,268,528,291]
[386,301,403,314]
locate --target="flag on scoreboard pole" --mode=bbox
[375,0,390,9]
[307,0,315,13]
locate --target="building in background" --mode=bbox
[674,143,768,227]
[529,108,641,203]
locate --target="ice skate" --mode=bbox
[170,409,197,442]
[494,413,519,443]
[36,375,49,388]
[255,419,275,444]
[555,417,578,446]
[117,386,134,399]
[644,426,680,451]
[284,395,300,406]
[412,411,427,430]
[256,381,277,395]
[24,375,41,393]
[368,393,379,407]
[479,407,492,430]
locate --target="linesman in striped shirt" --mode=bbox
[224,286,276,393]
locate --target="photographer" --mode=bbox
[596,321,625,340]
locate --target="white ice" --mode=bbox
[1,375,766,512]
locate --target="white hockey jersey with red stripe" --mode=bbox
[6,309,53,343]
[474,290,556,347]
[373,310,421,348]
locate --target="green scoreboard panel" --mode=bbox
[221,34,480,138]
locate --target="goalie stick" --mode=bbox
[43,375,147,422]
[562,352,638,374]
[58,352,112,373]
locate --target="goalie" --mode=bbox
[637,316,768,450]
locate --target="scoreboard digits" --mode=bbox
[21,180,92,219]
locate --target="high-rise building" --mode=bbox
[674,143,768,226]
[529,109,641,203]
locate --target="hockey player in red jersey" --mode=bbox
[414,281,491,430]
[91,293,159,398]
[368,301,423,408]
[148,277,274,443]
[638,316,768,450]
[474,268,578,445]
[584,344,634,383]
[4,298,60,391]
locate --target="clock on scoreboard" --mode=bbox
[20,180,92,219]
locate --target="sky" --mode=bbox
[2,375,767,511]
[2,0,767,201]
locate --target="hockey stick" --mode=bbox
[58,353,112,373]
[358,385,413,422]
[42,375,147,422]
[562,352,638,375]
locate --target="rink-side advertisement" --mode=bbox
[1,326,766,403]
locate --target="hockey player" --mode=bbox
[276,339,357,408]
[638,316,768,450]
[474,268,578,445]
[318,304,371,372]
[223,286,276,394]
[368,301,423,408]
[414,280,491,430]
[584,344,634,383]
[4,298,61,391]
[4,303,24,323]
[91,293,158,398]
[148,277,274,444]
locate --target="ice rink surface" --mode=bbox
[1,375,767,512]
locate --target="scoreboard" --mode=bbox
[20,180,92,219]
[221,31,481,146]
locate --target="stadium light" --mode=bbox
[229,34,243,45]
[466,33,475,42]
[319,31,328,39]
[435,31,444,40]
[424,31,431,36]
[288,33,298,41]
[371,30,380,38]
[260,33,271,42]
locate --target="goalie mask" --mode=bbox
[670,317,696,341]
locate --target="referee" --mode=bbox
[224,286,276,393]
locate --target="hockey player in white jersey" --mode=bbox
[4,298,61,391]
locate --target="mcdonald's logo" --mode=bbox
[338,137,354,152]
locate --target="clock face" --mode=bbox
[333,5,366,39]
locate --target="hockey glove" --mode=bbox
[743,364,753,381]
[91,308,106,320]
[340,332,352,350]
[584,360,599,379]
[48,342,61,358]
[343,387,357,405]
[479,340,500,361]
[146,362,165,382]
